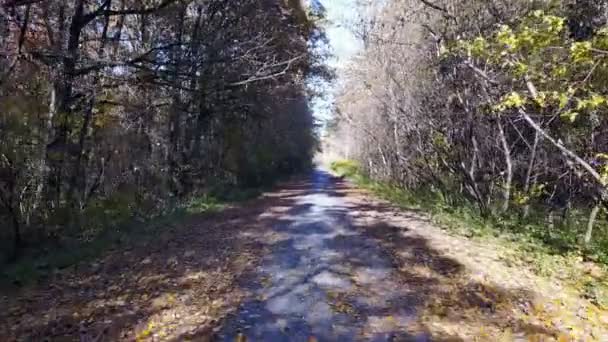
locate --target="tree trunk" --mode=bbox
[33,85,57,221]
[168,5,187,194]
[459,135,490,217]
[66,98,94,208]
[12,212,21,260]
[4,201,23,261]
[191,101,210,159]
[498,119,512,213]
[51,0,85,205]
[584,204,601,246]
[522,130,540,218]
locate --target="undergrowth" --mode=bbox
[330,159,608,308]
[0,186,261,291]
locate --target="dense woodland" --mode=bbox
[328,0,608,262]
[2,1,608,340]
[0,0,319,261]
[4,0,608,268]
[1,1,608,339]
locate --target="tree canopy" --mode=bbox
[0,0,320,260]
[327,0,608,263]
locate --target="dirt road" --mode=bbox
[2,170,605,341]
[216,170,606,341]
[217,170,427,341]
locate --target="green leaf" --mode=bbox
[571,41,593,64]
[560,110,579,123]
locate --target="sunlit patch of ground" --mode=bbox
[341,185,608,341]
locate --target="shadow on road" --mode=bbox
[208,170,560,341]
[1,170,562,341]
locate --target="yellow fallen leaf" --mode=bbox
[532,301,545,315]
[499,328,513,342]
[235,332,247,342]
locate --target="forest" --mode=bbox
[0,0,318,262]
[327,0,608,266]
[2,0,608,340]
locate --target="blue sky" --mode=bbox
[321,0,361,66]
[307,0,362,127]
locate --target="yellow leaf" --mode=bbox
[532,300,545,314]
[560,111,579,123]
[571,41,592,63]
[499,328,513,342]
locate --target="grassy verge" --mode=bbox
[330,160,608,309]
[0,187,262,291]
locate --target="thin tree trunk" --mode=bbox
[168,5,186,194]
[67,98,94,208]
[52,0,85,205]
[584,204,601,246]
[522,130,540,218]
[1,190,22,261]
[12,210,21,260]
[378,145,390,178]
[498,119,512,213]
[191,101,209,159]
[459,135,490,217]
[33,85,57,218]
